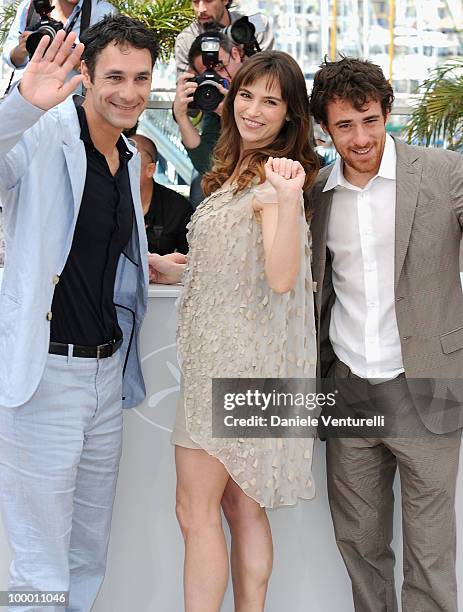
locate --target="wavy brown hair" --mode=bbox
[310,56,394,126]
[202,51,319,196]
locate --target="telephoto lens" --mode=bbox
[26,21,63,56]
[222,14,266,53]
[224,17,255,45]
[25,0,64,57]
[190,73,227,112]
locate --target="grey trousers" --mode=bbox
[326,360,462,612]
[0,350,123,612]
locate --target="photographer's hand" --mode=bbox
[213,83,228,117]
[10,31,32,68]
[173,72,198,119]
[173,72,201,150]
[19,30,84,110]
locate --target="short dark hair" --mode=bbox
[187,31,238,71]
[81,14,159,80]
[310,56,394,126]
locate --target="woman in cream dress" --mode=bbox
[172,51,319,611]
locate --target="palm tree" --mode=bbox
[110,0,194,61]
[406,58,463,152]
[0,0,21,47]
[0,0,194,59]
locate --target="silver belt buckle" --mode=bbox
[96,344,104,359]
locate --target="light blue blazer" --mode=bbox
[0,86,148,408]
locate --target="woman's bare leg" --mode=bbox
[221,478,273,612]
[175,446,230,612]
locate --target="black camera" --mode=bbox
[222,14,266,55]
[26,0,64,58]
[188,36,228,112]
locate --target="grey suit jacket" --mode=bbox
[307,138,463,433]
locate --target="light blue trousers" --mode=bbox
[0,350,123,612]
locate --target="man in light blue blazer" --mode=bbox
[0,16,185,611]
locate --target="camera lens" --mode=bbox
[227,17,256,45]
[230,24,252,44]
[26,25,58,57]
[193,82,224,112]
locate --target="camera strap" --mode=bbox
[65,6,81,34]
[25,0,40,30]
[3,71,16,97]
[79,0,91,34]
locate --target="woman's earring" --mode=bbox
[285,116,290,122]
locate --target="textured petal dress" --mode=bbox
[174,180,317,508]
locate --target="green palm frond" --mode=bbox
[111,0,194,61]
[406,58,463,151]
[0,0,21,48]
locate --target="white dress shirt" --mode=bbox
[324,134,405,380]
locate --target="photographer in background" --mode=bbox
[174,31,242,178]
[2,0,116,75]
[174,0,273,77]
[131,133,193,255]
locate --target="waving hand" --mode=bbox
[19,30,84,111]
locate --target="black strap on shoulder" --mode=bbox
[25,0,39,30]
[79,0,91,35]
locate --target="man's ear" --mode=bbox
[80,60,92,89]
[230,46,241,62]
[146,162,156,179]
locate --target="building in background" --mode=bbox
[237,0,463,93]
[2,1,459,184]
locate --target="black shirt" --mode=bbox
[144,180,192,255]
[50,104,134,346]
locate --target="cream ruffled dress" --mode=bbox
[174,180,317,508]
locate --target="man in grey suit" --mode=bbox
[308,57,463,612]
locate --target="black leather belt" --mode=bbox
[49,338,122,359]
